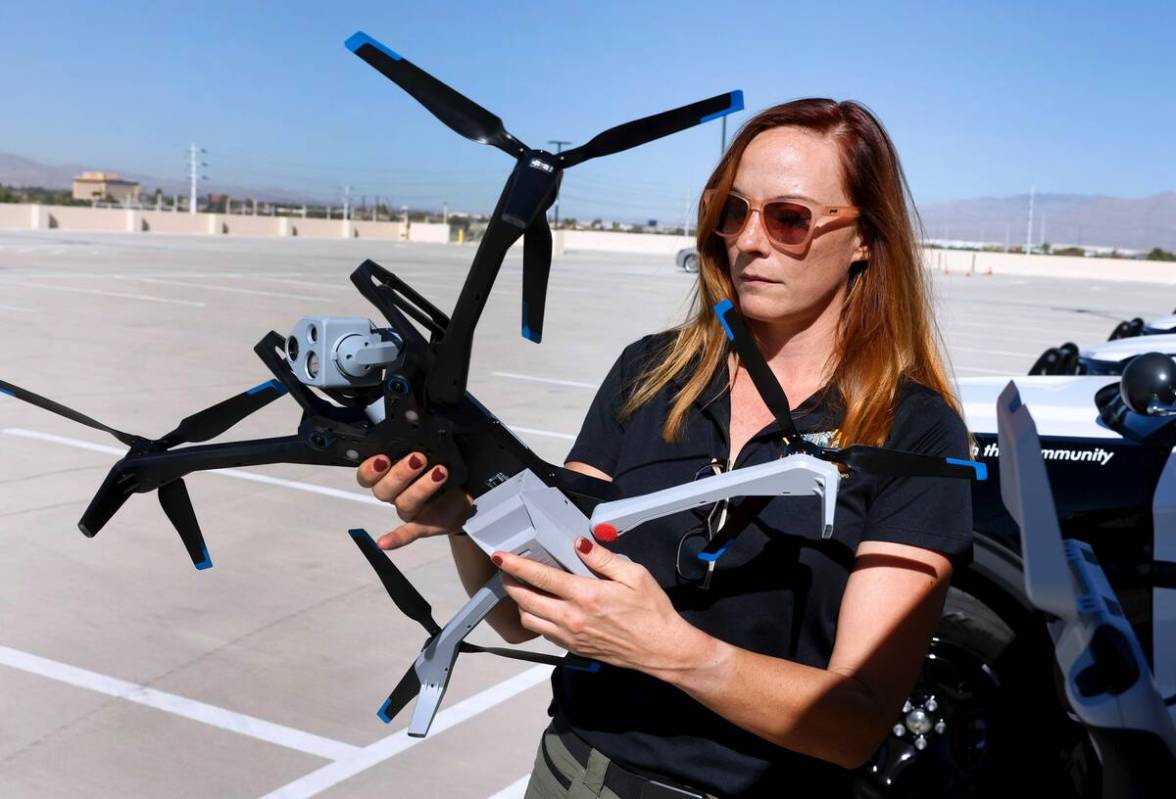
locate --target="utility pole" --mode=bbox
[1025,184,1035,255]
[442,201,448,224]
[188,144,206,215]
[547,139,571,228]
[342,185,352,221]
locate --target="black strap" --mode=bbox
[714,299,804,448]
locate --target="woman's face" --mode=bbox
[725,126,867,327]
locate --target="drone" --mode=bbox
[0,31,986,738]
[997,381,1176,796]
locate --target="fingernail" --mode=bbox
[491,554,503,567]
[408,454,424,470]
[373,456,390,472]
[431,467,446,483]
[576,537,593,554]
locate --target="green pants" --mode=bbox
[523,725,719,799]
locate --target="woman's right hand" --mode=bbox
[356,452,474,550]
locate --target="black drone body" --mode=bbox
[0,32,745,570]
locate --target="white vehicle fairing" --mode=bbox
[957,376,1120,439]
[1081,333,1176,363]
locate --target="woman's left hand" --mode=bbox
[495,538,705,676]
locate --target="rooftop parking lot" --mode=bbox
[1,230,1171,798]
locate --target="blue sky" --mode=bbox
[1,1,1172,223]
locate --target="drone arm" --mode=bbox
[404,572,509,736]
[122,435,339,490]
[589,454,842,540]
[426,209,527,405]
[351,260,449,343]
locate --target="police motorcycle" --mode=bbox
[856,353,1176,796]
[1030,309,1176,377]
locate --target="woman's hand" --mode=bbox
[495,537,711,678]
[356,452,473,550]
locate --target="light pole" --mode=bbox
[547,139,571,228]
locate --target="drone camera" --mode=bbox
[285,316,404,389]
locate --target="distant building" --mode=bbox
[72,171,140,203]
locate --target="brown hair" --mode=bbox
[621,98,959,447]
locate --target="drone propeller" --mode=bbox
[157,379,288,448]
[158,479,212,569]
[348,528,442,636]
[345,32,527,159]
[712,299,986,481]
[558,90,744,169]
[3,374,290,568]
[0,378,141,447]
[521,215,554,343]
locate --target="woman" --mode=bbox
[357,99,971,798]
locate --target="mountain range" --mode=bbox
[2,152,1173,250]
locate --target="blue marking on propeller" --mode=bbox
[0,386,14,397]
[563,660,602,672]
[700,90,745,124]
[345,32,403,61]
[521,301,541,343]
[377,697,395,723]
[714,299,736,341]
[697,542,731,563]
[194,544,213,571]
[946,457,988,480]
[246,378,286,397]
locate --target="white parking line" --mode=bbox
[0,303,36,313]
[954,365,1015,375]
[510,426,577,441]
[948,345,1037,359]
[118,276,322,302]
[487,776,530,799]
[0,281,206,307]
[257,666,553,799]
[0,644,359,761]
[492,372,599,389]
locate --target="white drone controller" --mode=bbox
[399,454,842,736]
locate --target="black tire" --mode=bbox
[854,587,1098,798]
[682,253,699,273]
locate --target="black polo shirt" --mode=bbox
[551,332,972,798]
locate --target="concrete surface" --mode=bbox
[0,229,1171,798]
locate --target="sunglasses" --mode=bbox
[704,189,860,254]
[675,460,731,590]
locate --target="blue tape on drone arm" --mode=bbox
[345,32,403,61]
[700,90,745,124]
[246,378,287,397]
[194,544,213,571]
[946,457,988,480]
[0,386,14,397]
[697,542,731,563]
[521,301,540,343]
[713,299,736,341]
[376,697,394,723]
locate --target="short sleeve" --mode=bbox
[565,339,644,476]
[862,386,974,565]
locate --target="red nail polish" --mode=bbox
[408,454,424,470]
[577,537,593,554]
[593,523,618,543]
[431,467,446,483]
[373,456,390,472]
[491,554,503,567]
